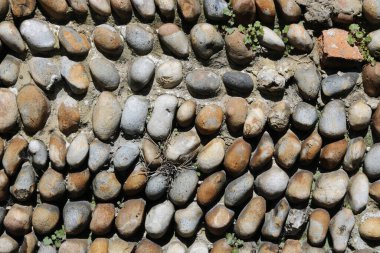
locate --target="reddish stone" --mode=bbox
[255,0,275,24]
[362,63,380,97]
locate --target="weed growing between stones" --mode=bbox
[42,225,66,248]
[347,23,375,65]
[225,232,244,253]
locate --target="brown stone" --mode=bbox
[142,138,162,169]
[197,170,226,206]
[4,204,33,236]
[225,29,254,65]
[58,97,80,135]
[67,0,89,13]
[274,130,301,169]
[283,239,301,253]
[136,239,162,253]
[17,85,50,133]
[10,0,36,17]
[211,239,233,253]
[60,239,88,253]
[363,0,380,24]
[32,203,60,235]
[250,131,274,170]
[319,139,348,170]
[108,238,135,253]
[195,104,224,135]
[89,238,109,253]
[0,88,18,134]
[49,133,67,170]
[308,208,330,246]
[243,99,268,138]
[123,164,147,196]
[234,196,266,239]
[20,232,37,253]
[223,137,252,177]
[268,101,291,132]
[300,131,322,165]
[255,0,275,24]
[225,97,248,134]
[370,180,380,202]
[0,169,9,202]
[115,199,146,238]
[276,0,301,23]
[93,25,124,56]
[319,29,363,69]
[38,0,68,20]
[178,0,201,22]
[205,204,234,236]
[90,203,115,235]
[359,217,380,240]
[363,63,380,97]
[61,57,90,95]
[176,100,196,128]
[38,167,65,201]
[257,242,279,253]
[3,135,28,177]
[110,0,132,19]
[66,168,90,198]
[231,0,256,24]
[59,27,91,56]
[373,102,380,137]
[286,170,313,204]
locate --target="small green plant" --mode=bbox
[225,233,244,253]
[222,2,235,35]
[347,23,375,65]
[43,225,66,248]
[281,25,294,56]
[238,22,264,51]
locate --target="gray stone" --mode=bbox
[124,23,154,55]
[368,29,380,58]
[0,234,18,253]
[312,169,349,208]
[197,138,225,174]
[89,58,120,91]
[174,202,203,238]
[292,102,318,131]
[268,101,291,132]
[348,172,369,214]
[294,64,321,101]
[188,240,209,253]
[364,143,380,180]
[165,128,201,163]
[222,71,253,96]
[204,0,228,21]
[10,162,35,202]
[186,69,221,98]
[88,139,110,172]
[0,88,18,133]
[224,172,254,207]
[319,100,347,139]
[113,142,140,171]
[287,24,314,52]
[155,59,183,88]
[128,56,155,92]
[169,169,198,206]
[261,198,290,240]
[0,21,26,53]
[343,137,366,172]
[166,241,187,253]
[131,0,155,20]
[158,23,189,58]
[285,208,309,236]
[63,201,91,235]
[20,19,56,52]
[321,72,359,97]
[348,101,372,131]
[28,140,48,169]
[121,95,149,136]
[38,245,57,253]
[0,207,5,229]
[260,26,285,52]
[92,171,121,201]
[145,173,168,200]
[66,133,89,168]
[145,200,175,238]
[255,164,289,200]
[154,0,175,18]
[89,0,111,16]
[190,23,224,60]
[257,67,286,93]
[28,57,61,91]
[329,208,355,253]
[147,94,178,141]
[0,55,20,87]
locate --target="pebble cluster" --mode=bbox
[0,0,379,252]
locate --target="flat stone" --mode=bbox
[169,169,198,206]
[319,100,347,139]
[186,69,221,98]
[113,142,140,171]
[321,72,359,97]
[28,57,61,90]
[0,54,21,87]
[58,26,91,55]
[128,56,155,92]
[20,19,56,52]
[145,200,175,239]
[17,84,50,133]
[124,23,154,55]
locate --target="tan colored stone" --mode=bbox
[90,203,115,235]
[223,137,251,177]
[195,104,224,135]
[205,204,234,236]
[3,135,28,177]
[197,170,226,206]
